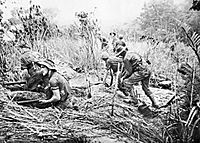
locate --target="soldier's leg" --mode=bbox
[120,77,139,105]
[141,74,159,108]
[121,71,155,106]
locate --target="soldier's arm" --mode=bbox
[40,80,61,103]
[121,59,133,80]
[48,87,61,103]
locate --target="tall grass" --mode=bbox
[33,36,102,70]
[126,40,196,85]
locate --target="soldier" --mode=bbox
[114,34,126,54]
[116,35,126,47]
[20,47,45,91]
[101,46,128,87]
[99,36,109,51]
[110,32,118,51]
[119,51,159,108]
[37,59,74,110]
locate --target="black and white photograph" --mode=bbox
[0,0,200,142]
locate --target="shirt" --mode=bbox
[122,52,145,79]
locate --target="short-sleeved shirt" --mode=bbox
[44,72,72,103]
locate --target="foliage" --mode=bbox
[160,21,200,143]
[12,4,60,46]
[75,11,101,70]
[139,0,179,42]
[1,0,200,142]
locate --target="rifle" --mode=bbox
[111,62,121,116]
[16,99,39,105]
[71,82,104,89]
[2,81,27,86]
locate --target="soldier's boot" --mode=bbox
[148,95,159,108]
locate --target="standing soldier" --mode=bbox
[116,35,126,47]
[110,32,118,52]
[99,36,109,51]
[119,51,159,108]
[114,34,126,54]
[37,59,74,110]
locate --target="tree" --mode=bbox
[139,0,181,42]
[8,3,60,47]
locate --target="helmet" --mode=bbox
[21,51,42,69]
[118,34,123,40]
[101,36,108,44]
[116,40,126,47]
[110,32,116,36]
[125,52,142,65]
[38,59,57,71]
[101,52,109,60]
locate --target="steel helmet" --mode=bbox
[118,34,123,40]
[125,51,142,65]
[21,51,42,69]
[38,59,57,71]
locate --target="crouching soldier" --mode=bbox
[119,52,159,108]
[101,46,127,87]
[36,59,75,110]
[20,50,44,91]
[4,49,44,91]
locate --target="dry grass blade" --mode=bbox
[0,89,164,143]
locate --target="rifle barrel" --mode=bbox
[3,81,27,86]
[17,99,39,105]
